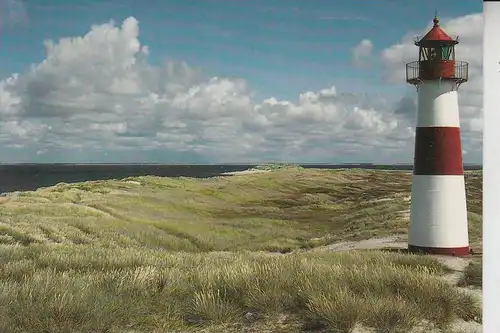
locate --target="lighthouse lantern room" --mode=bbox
[405,16,470,256]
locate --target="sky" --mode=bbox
[0,0,483,163]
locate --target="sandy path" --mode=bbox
[320,235,408,252]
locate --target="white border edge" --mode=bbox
[483,2,499,332]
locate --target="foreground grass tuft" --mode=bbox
[0,246,481,332]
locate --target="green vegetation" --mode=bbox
[0,168,482,332]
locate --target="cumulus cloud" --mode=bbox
[0,15,482,163]
[351,39,374,68]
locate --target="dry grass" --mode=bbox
[458,259,482,288]
[0,248,481,333]
[0,168,483,332]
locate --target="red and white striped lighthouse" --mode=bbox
[405,16,470,256]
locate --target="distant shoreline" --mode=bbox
[0,163,483,168]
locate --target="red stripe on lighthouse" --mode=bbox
[408,245,470,256]
[413,127,464,175]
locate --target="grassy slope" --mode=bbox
[0,168,482,252]
[0,168,483,332]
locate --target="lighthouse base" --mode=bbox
[408,245,470,256]
[408,175,469,257]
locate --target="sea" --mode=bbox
[0,163,482,194]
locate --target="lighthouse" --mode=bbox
[405,16,469,256]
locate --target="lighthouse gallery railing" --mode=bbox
[405,60,468,85]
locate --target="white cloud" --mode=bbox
[351,39,374,68]
[0,15,482,163]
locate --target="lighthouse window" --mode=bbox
[428,48,437,60]
[441,46,451,60]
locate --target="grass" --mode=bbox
[0,248,481,333]
[458,259,482,288]
[0,168,482,251]
[0,168,483,332]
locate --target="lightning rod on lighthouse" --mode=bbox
[405,15,470,256]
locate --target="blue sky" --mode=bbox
[0,0,483,163]
[1,0,479,100]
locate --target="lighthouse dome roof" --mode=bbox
[415,16,458,46]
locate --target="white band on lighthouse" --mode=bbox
[409,175,469,248]
[417,81,460,127]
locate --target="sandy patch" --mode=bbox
[221,170,271,176]
[318,235,408,252]
[368,197,394,203]
[398,209,411,220]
